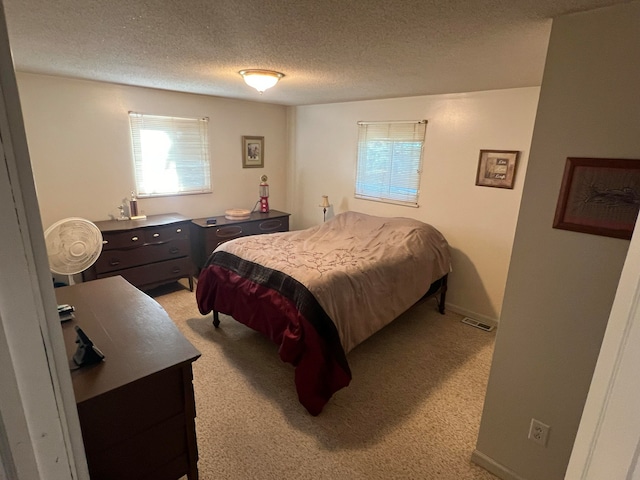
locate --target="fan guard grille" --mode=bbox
[44,217,103,275]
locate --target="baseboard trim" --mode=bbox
[445,303,499,327]
[471,450,526,480]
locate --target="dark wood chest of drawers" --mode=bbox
[56,276,201,480]
[84,213,194,290]
[191,210,290,269]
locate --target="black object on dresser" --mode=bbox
[83,213,194,291]
[191,210,290,270]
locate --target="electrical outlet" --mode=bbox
[528,419,550,447]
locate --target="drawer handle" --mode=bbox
[260,220,283,231]
[109,259,121,266]
[131,236,139,242]
[217,226,243,238]
[176,228,182,233]
[153,233,160,238]
[171,267,181,274]
[102,240,109,245]
[169,247,179,254]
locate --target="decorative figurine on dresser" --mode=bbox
[83,213,195,291]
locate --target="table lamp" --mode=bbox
[320,195,331,222]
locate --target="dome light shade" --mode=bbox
[239,69,285,93]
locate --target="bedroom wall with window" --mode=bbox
[290,87,540,323]
[15,73,288,230]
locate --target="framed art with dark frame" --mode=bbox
[475,149,520,189]
[242,136,264,168]
[553,157,640,240]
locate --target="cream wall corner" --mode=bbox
[475,3,640,479]
[291,88,540,322]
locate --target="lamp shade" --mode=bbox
[239,69,285,93]
[320,195,330,208]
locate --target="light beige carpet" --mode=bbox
[153,281,497,480]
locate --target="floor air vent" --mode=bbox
[461,317,495,332]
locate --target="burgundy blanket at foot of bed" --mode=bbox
[196,251,352,415]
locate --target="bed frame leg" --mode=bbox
[438,275,448,315]
[212,311,220,328]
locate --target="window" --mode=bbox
[129,112,211,197]
[355,120,427,207]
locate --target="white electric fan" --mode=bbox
[44,217,103,285]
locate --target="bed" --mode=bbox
[196,211,451,415]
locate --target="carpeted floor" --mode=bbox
[152,280,498,480]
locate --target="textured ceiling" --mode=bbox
[2,0,632,106]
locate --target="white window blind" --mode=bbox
[129,112,211,197]
[355,120,427,207]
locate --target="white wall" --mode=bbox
[292,88,540,322]
[473,3,640,480]
[16,73,289,230]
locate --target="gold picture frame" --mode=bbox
[242,136,264,168]
[475,149,520,189]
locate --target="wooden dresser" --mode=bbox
[56,276,201,480]
[191,210,290,269]
[84,213,194,291]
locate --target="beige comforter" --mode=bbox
[215,211,451,353]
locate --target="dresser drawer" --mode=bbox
[255,216,289,234]
[95,238,191,274]
[101,229,145,250]
[203,225,247,257]
[214,224,248,240]
[144,223,190,244]
[97,256,193,288]
[78,365,187,454]
[85,415,189,480]
[204,217,289,252]
[191,211,290,269]
[76,351,197,480]
[101,223,190,251]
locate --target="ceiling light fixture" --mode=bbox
[239,69,285,94]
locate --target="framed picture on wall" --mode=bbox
[242,136,264,168]
[475,149,520,189]
[553,157,640,239]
